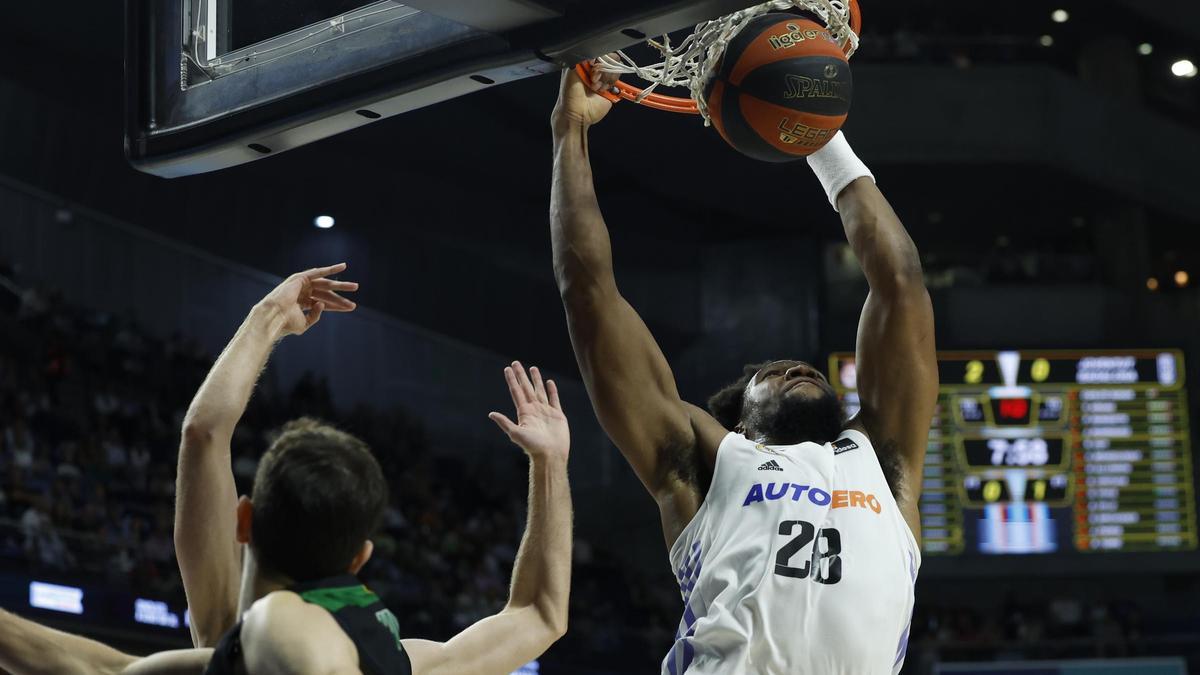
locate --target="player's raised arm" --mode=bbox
[809,134,938,532]
[551,68,720,526]
[404,363,570,675]
[175,263,358,647]
[0,608,212,675]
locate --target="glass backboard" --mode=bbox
[126,0,769,177]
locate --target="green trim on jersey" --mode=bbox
[298,584,379,613]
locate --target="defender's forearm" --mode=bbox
[837,178,924,291]
[181,303,287,441]
[504,456,572,636]
[550,124,617,298]
[0,609,135,675]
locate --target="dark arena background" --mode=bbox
[2,1,1199,673]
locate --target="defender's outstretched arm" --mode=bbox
[551,70,721,536]
[0,608,211,675]
[810,135,938,535]
[404,363,571,675]
[176,264,358,647]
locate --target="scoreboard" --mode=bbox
[829,350,1198,556]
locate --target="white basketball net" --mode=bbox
[593,0,859,125]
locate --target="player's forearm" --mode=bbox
[0,609,135,675]
[837,178,925,294]
[181,302,288,443]
[550,124,618,300]
[504,455,572,639]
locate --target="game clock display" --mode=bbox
[829,350,1198,556]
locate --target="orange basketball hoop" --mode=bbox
[576,0,862,119]
[575,62,704,114]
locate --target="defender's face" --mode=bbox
[744,360,836,409]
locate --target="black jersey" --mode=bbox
[203,575,413,675]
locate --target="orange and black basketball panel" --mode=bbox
[708,81,784,162]
[718,14,849,87]
[710,82,846,162]
[738,95,847,158]
[707,80,800,162]
[736,55,852,117]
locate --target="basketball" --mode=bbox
[705,13,853,162]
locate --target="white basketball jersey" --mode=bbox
[663,429,920,675]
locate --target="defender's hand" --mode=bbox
[552,65,619,133]
[257,263,359,338]
[490,362,570,463]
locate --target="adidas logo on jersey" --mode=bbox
[758,460,784,472]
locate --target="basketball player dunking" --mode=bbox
[550,68,938,674]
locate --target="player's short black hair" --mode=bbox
[707,361,774,430]
[250,417,387,582]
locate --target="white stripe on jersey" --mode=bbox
[663,429,920,675]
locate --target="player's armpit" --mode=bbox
[627,405,731,547]
[685,402,733,471]
[404,606,561,675]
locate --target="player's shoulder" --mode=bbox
[245,589,309,618]
[242,591,312,644]
[243,589,350,634]
[242,590,357,670]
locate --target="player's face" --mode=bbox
[746,360,835,404]
[740,360,844,445]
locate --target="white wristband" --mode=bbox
[806,132,874,212]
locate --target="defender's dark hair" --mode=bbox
[706,361,773,430]
[250,417,387,582]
